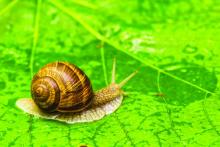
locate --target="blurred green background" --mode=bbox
[0,0,220,146]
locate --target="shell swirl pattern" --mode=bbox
[31,62,94,113]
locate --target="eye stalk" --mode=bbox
[118,70,138,88]
[111,57,138,88]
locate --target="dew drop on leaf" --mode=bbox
[183,45,198,54]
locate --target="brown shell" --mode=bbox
[31,61,94,113]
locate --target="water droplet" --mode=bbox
[183,45,198,54]
[180,69,187,73]
[129,34,156,54]
[164,64,183,71]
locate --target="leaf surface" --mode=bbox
[0,0,220,146]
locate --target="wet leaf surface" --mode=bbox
[0,0,220,146]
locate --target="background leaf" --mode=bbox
[0,0,220,146]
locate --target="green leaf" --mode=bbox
[1,0,220,146]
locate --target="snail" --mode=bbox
[16,59,137,124]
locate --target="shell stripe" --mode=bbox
[57,62,84,106]
[56,62,93,112]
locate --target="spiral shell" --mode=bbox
[31,61,93,113]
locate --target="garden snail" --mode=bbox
[16,59,137,124]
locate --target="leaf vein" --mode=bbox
[157,71,183,144]
[49,0,215,95]
[99,42,109,86]
[114,114,136,147]
[0,0,18,16]
[28,0,42,145]
[202,92,220,136]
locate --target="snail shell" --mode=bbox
[16,59,137,124]
[31,62,93,113]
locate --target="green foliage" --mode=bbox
[0,0,220,146]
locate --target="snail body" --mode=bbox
[16,59,137,124]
